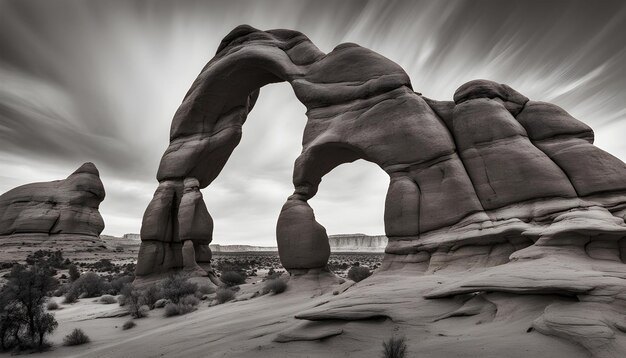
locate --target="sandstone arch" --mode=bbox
[135,25,626,283]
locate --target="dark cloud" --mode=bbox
[0,0,624,243]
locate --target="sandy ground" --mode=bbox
[33,270,589,358]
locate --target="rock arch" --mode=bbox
[135,25,626,282]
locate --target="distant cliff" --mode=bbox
[210,235,387,253]
[328,234,387,252]
[209,244,277,252]
[98,233,387,253]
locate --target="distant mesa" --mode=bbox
[328,234,387,252]
[0,162,107,261]
[207,234,387,253]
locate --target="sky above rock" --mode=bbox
[1,0,625,244]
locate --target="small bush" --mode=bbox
[26,250,66,270]
[164,294,199,317]
[161,275,197,303]
[68,264,80,281]
[71,272,106,297]
[127,292,149,318]
[215,288,235,304]
[63,328,90,346]
[46,300,59,310]
[265,268,283,280]
[164,303,180,317]
[110,275,133,294]
[91,259,115,272]
[53,283,70,297]
[119,283,150,318]
[220,271,246,287]
[264,279,287,294]
[118,283,132,306]
[163,302,196,317]
[122,320,136,330]
[133,305,149,319]
[140,284,162,308]
[63,288,79,304]
[181,295,200,306]
[348,266,372,283]
[197,284,215,295]
[99,295,117,304]
[381,336,407,358]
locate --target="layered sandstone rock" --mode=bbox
[0,162,105,237]
[136,25,626,356]
[0,163,107,260]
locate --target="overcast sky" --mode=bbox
[1,0,625,245]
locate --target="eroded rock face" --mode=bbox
[0,162,105,237]
[137,25,626,356]
[137,25,626,273]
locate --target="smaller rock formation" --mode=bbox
[0,162,105,237]
[0,163,106,261]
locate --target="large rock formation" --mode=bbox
[0,163,107,260]
[136,25,626,356]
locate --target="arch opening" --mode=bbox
[134,25,476,281]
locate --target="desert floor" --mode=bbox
[36,269,587,358]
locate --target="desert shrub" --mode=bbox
[118,283,132,306]
[220,271,246,287]
[120,263,136,277]
[33,312,57,350]
[263,279,287,294]
[161,275,197,303]
[216,261,249,275]
[26,250,66,270]
[68,264,80,282]
[163,303,180,317]
[164,294,200,317]
[0,302,22,350]
[53,283,70,297]
[164,303,196,317]
[381,336,407,358]
[140,284,162,308]
[71,272,106,298]
[0,262,17,270]
[215,288,235,304]
[347,266,372,283]
[119,284,155,318]
[110,275,133,294]
[0,264,59,350]
[63,328,90,346]
[99,295,117,304]
[91,259,115,272]
[122,320,136,330]
[197,284,215,295]
[265,268,283,280]
[181,295,200,306]
[63,289,79,304]
[46,301,59,310]
[124,289,149,319]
